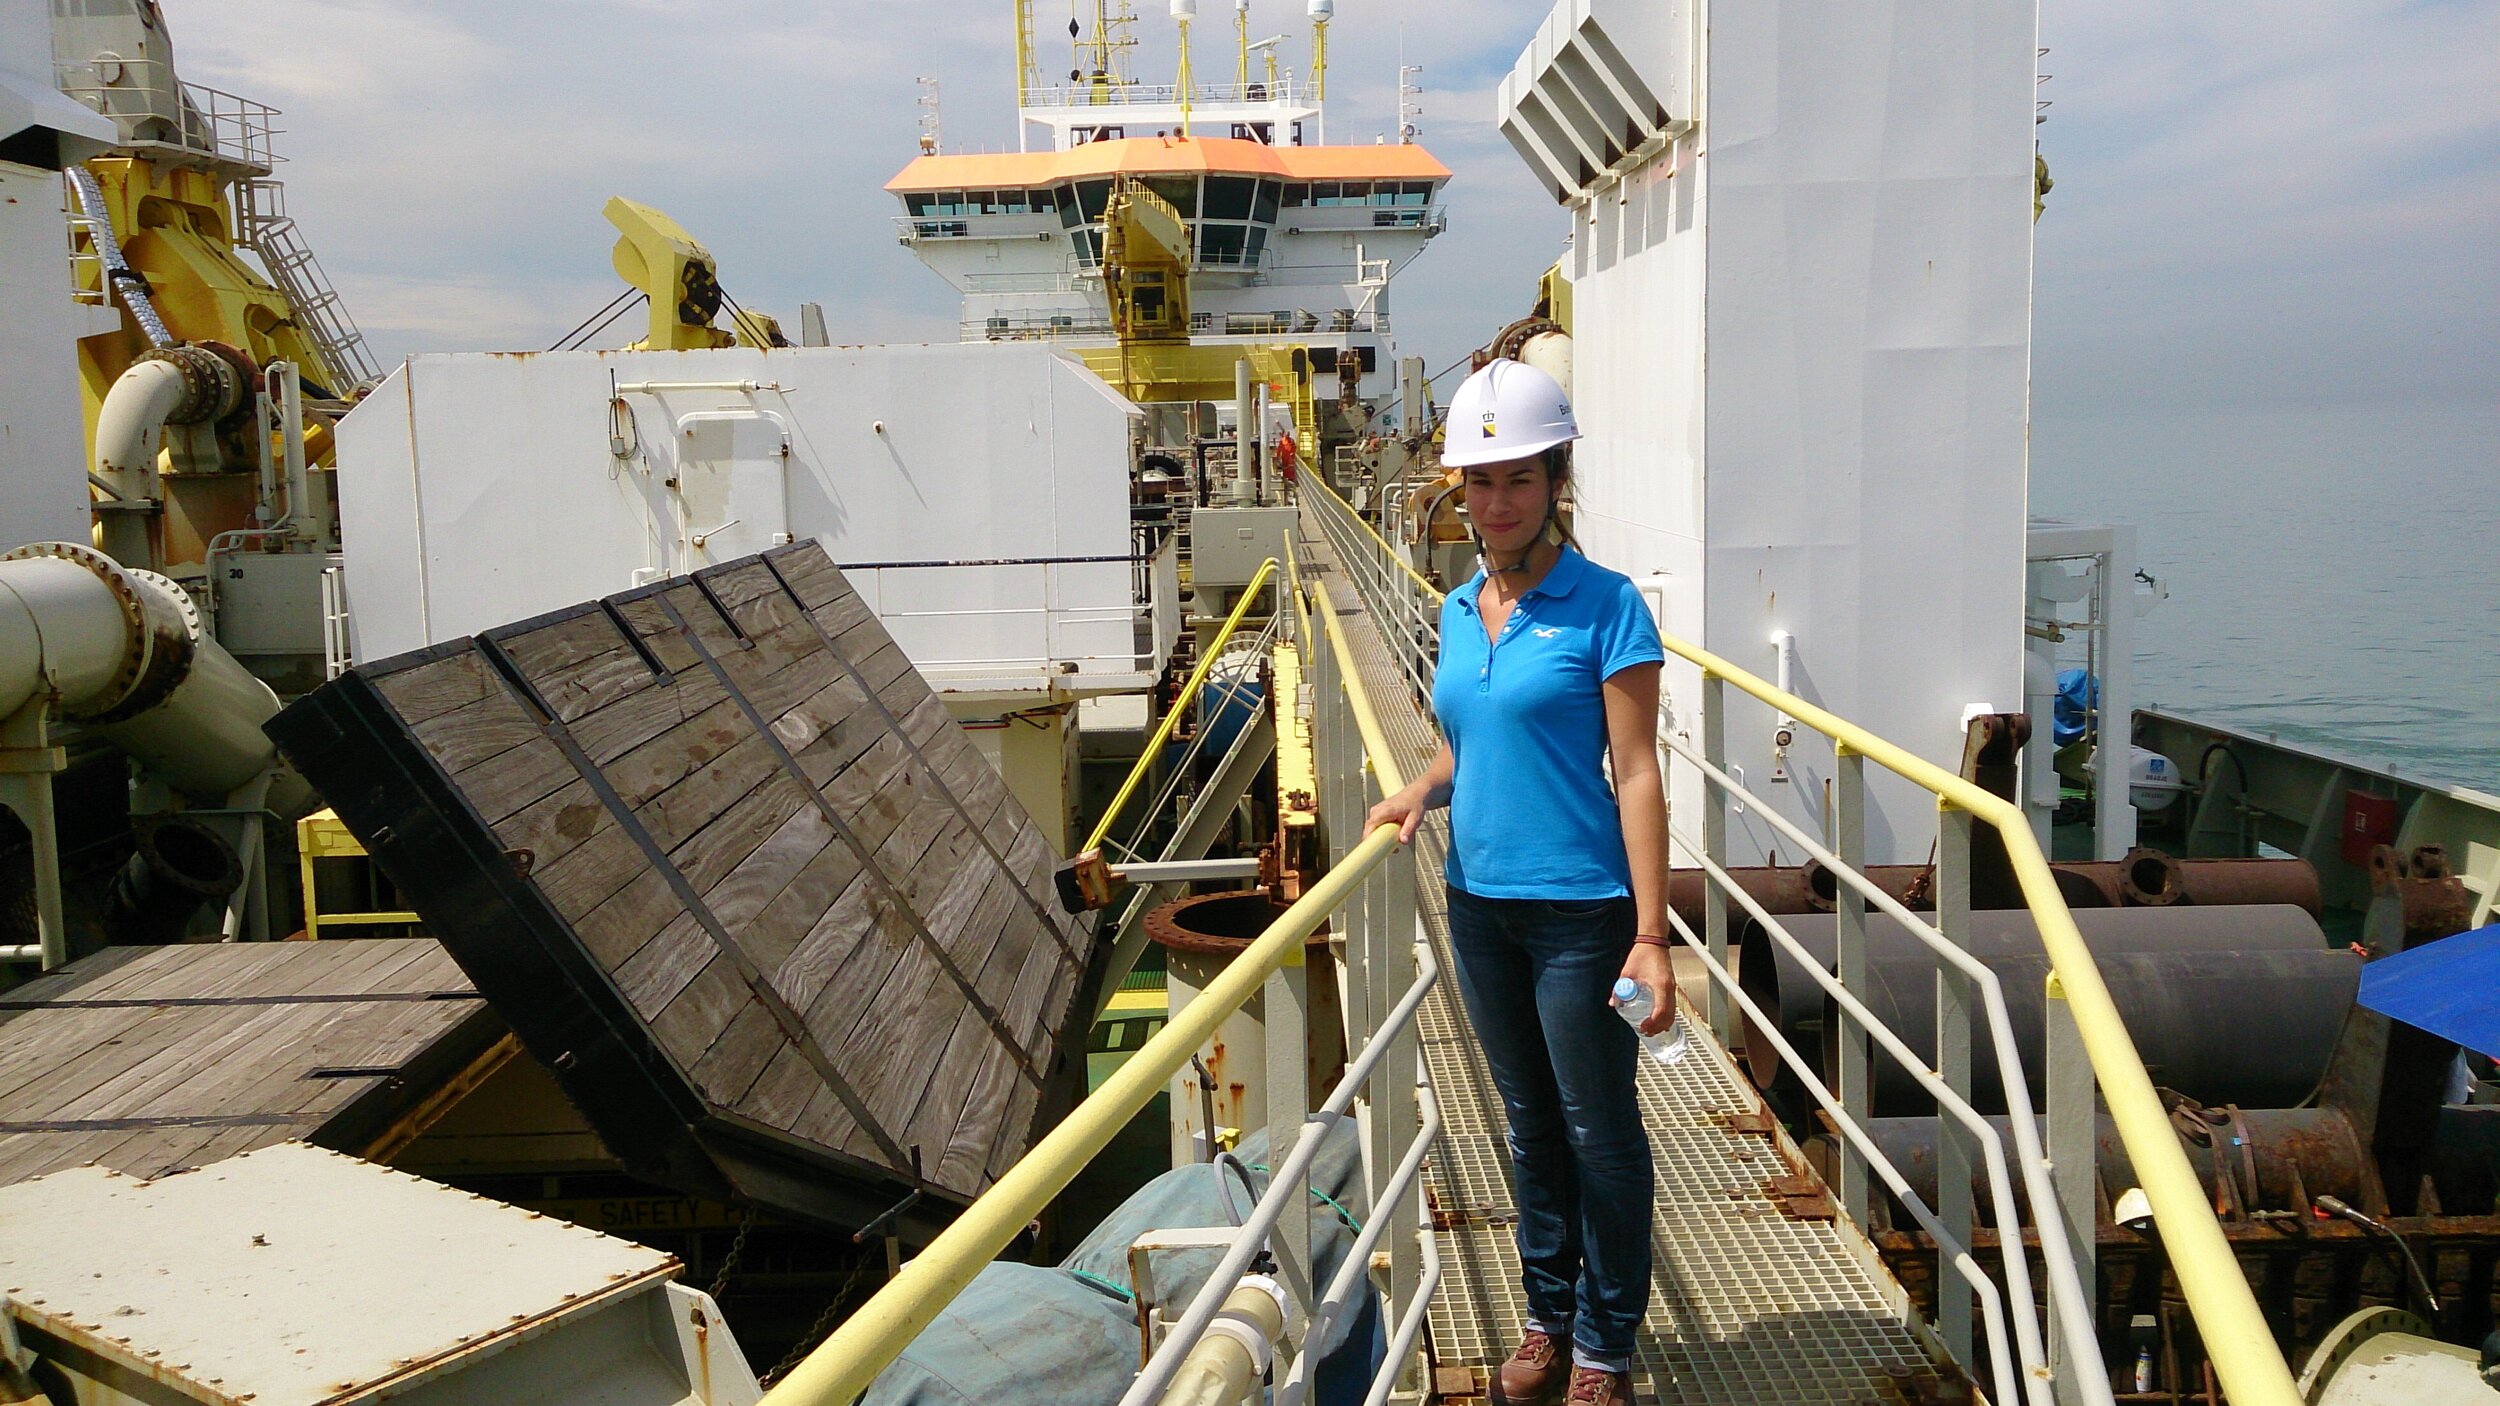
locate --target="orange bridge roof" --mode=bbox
[885,136,1451,193]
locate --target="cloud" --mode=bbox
[154,0,2492,423]
[2032,0,2499,414]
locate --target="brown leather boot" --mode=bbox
[1490,1328,1568,1405]
[1564,1365,1638,1405]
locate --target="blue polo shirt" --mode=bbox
[1433,548,1664,899]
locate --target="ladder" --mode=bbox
[235,176,380,393]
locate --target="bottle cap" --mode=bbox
[1612,977,1640,1003]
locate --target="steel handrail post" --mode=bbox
[2044,974,2098,1406]
[1675,832,2062,1406]
[1647,634,2298,1406]
[1360,1111,1445,1406]
[758,832,1402,1406]
[1126,942,1444,1406]
[1277,1069,1443,1406]
[1662,733,2105,1401]
[1665,905,2027,1406]
[1083,556,1279,855]
[1266,927,1316,1330]
[1934,802,1979,1369]
[1699,673,1733,1044]
[1834,743,1872,1228]
[1379,840,1423,1395]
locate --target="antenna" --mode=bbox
[1173,0,1196,135]
[1077,0,1139,100]
[1307,0,1332,112]
[916,77,942,155]
[1235,0,1250,95]
[1013,0,1038,108]
[1397,63,1422,144]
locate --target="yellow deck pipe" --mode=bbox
[1079,557,1277,855]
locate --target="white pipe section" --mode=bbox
[273,361,313,540]
[0,556,134,718]
[91,357,190,497]
[1156,1275,1286,1406]
[0,546,286,799]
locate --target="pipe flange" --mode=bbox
[2,541,196,724]
[131,567,203,642]
[133,344,247,427]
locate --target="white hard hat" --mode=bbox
[1440,360,1579,468]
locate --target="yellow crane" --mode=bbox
[1077,177,1316,451]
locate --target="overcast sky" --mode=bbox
[167,0,2495,424]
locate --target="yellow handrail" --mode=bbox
[1658,636,2300,1406]
[1312,573,1408,794]
[1079,556,1278,855]
[759,553,1404,1405]
[1300,473,1445,602]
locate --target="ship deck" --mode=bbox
[0,939,505,1187]
[1297,512,1946,1403]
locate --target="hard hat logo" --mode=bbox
[1442,360,1580,468]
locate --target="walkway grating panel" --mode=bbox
[1298,513,1947,1404]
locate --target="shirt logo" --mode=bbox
[1531,626,1562,639]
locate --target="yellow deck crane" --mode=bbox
[603,197,786,351]
[1075,177,1317,455]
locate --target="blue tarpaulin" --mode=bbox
[2357,922,2500,1059]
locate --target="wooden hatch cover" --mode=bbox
[268,543,1096,1231]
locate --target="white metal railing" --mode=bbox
[1299,479,2305,1406]
[53,61,281,171]
[1021,79,1311,110]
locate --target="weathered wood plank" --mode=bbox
[372,652,494,727]
[689,998,783,1110]
[647,956,750,1077]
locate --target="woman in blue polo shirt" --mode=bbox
[1367,360,1672,1406]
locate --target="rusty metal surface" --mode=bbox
[1820,1107,2375,1231]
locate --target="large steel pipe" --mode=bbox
[0,542,287,800]
[1734,905,2353,1114]
[1808,1107,2372,1230]
[1668,852,2321,939]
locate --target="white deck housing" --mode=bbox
[1502,0,2040,864]
[336,343,1164,699]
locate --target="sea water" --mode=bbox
[2032,403,2500,796]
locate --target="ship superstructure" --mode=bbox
[889,1,1446,414]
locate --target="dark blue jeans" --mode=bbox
[1443,886,1652,1369]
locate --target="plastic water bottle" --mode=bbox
[1612,978,1687,1066]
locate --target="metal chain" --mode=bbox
[704,1207,755,1297]
[759,1255,881,1387]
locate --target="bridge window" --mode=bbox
[1074,179,1112,221]
[1204,176,1256,221]
[1278,183,1308,208]
[1252,179,1279,223]
[1145,176,1199,218]
[1198,223,1248,265]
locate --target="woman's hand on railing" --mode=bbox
[1616,942,1678,1035]
[1364,781,1435,845]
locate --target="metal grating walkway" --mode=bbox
[1297,515,1945,1404]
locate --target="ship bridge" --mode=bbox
[886,138,1444,380]
[746,488,2313,1406]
